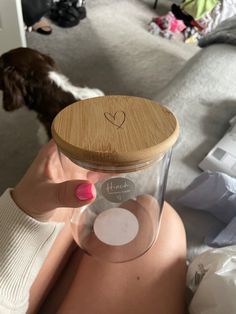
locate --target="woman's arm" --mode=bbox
[0,189,62,313]
[0,140,96,313]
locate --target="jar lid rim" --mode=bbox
[58,148,166,173]
[51,95,179,166]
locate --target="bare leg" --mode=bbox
[43,203,187,314]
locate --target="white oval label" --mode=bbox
[94,208,139,246]
[101,177,135,203]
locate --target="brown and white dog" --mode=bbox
[0,47,104,136]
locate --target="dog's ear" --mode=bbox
[2,66,26,111]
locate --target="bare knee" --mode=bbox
[154,201,187,262]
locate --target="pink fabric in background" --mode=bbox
[153,12,186,33]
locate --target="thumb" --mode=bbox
[55,180,96,208]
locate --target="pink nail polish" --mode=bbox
[75,183,95,201]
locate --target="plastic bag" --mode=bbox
[187,245,236,314]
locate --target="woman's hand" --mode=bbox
[11,140,96,221]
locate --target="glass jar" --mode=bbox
[52,95,179,263]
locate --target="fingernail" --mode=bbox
[75,183,95,201]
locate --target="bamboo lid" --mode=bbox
[51,95,179,169]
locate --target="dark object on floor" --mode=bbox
[153,0,158,9]
[50,0,86,28]
[77,5,86,20]
[171,4,193,28]
[32,18,52,35]
[21,0,52,26]
[171,4,203,31]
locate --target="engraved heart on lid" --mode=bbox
[104,111,126,129]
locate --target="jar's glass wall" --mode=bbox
[58,149,172,263]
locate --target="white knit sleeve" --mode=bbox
[0,189,64,314]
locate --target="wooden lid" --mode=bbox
[51,95,179,169]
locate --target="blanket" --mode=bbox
[156,43,236,260]
[199,15,236,46]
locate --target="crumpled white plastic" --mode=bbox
[187,245,236,314]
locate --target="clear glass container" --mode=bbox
[52,95,179,263]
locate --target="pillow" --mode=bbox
[177,171,236,224]
[177,171,236,247]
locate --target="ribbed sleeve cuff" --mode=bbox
[0,189,63,313]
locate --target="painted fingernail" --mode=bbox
[75,183,95,201]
